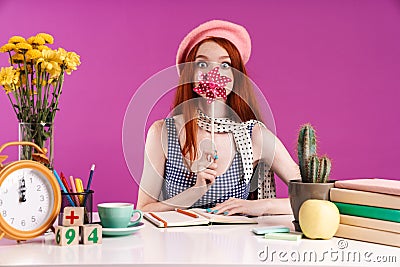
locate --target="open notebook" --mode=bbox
[144,208,258,228]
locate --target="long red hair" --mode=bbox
[173,37,262,162]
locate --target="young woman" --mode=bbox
[137,20,301,216]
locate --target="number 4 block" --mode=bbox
[55,226,79,246]
[81,224,102,245]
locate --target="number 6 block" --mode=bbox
[82,224,102,245]
[55,226,79,246]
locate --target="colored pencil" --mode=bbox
[176,208,199,218]
[83,164,95,206]
[69,175,80,206]
[75,178,84,205]
[53,170,75,207]
[60,172,72,193]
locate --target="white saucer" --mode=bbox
[97,222,145,237]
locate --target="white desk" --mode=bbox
[0,214,398,267]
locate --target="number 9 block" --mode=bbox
[55,226,79,246]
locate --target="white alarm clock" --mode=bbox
[0,141,61,241]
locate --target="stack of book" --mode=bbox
[331,178,400,247]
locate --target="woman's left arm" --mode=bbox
[252,123,301,185]
[214,123,301,216]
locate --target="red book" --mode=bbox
[334,178,400,196]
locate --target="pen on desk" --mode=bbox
[69,175,80,207]
[83,164,95,206]
[149,212,168,228]
[175,208,199,218]
[53,169,75,207]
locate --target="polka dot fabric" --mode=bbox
[253,162,277,199]
[193,66,232,103]
[162,117,250,208]
[197,110,276,200]
[197,110,256,185]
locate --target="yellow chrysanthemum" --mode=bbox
[48,62,61,78]
[0,43,16,53]
[27,36,45,46]
[37,50,60,77]
[8,36,26,44]
[15,42,32,52]
[55,48,67,63]
[0,67,18,85]
[41,49,57,61]
[37,45,50,51]
[68,51,80,64]
[26,49,42,60]
[64,51,81,74]
[0,67,19,93]
[36,33,54,44]
[36,60,54,71]
[10,53,24,64]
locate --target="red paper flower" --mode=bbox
[193,66,232,103]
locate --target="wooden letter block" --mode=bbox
[55,226,79,246]
[82,224,102,245]
[63,207,84,226]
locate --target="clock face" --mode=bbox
[0,168,54,231]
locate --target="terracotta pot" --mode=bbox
[288,179,335,232]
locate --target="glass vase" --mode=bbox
[18,122,54,169]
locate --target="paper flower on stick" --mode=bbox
[193,66,232,103]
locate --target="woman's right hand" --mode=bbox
[194,161,218,188]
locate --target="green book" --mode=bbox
[333,202,400,223]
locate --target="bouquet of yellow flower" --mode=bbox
[0,33,81,166]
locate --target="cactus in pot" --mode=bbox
[297,124,332,183]
[289,123,334,232]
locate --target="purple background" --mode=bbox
[1,0,399,209]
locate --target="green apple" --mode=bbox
[299,199,340,239]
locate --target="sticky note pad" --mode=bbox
[252,226,290,235]
[264,232,302,241]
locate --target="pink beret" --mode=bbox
[176,20,252,69]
